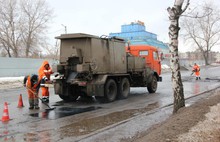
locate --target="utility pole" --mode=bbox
[61,24,67,34]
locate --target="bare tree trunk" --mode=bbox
[205,51,209,65]
[2,42,12,57]
[168,18,185,113]
[13,48,18,57]
[168,0,189,113]
[201,51,209,65]
[5,46,12,57]
[25,35,32,57]
[7,50,12,57]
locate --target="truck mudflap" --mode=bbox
[152,70,162,82]
[87,84,104,96]
[86,75,108,96]
[67,72,78,83]
[54,79,65,95]
[158,76,162,82]
[54,72,78,95]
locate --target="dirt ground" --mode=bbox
[129,88,220,142]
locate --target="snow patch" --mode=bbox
[0,76,56,90]
[0,76,24,89]
[162,64,170,69]
[0,76,24,82]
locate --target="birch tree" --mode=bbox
[167,0,190,113]
[182,3,220,65]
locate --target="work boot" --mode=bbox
[29,106,34,109]
[45,97,49,103]
[42,97,49,103]
[35,106,40,109]
[41,97,47,103]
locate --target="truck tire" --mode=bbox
[59,94,78,102]
[58,85,79,102]
[96,79,117,103]
[147,75,157,93]
[117,78,130,99]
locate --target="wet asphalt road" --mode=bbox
[0,65,220,142]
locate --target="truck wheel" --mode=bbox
[95,96,105,103]
[97,79,117,103]
[58,95,69,101]
[117,78,130,99]
[104,79,117,102]
[58,94,78,102]
[147,75,157,93]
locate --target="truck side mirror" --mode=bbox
[160,53,164,61]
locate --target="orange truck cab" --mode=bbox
[126,45,162,80]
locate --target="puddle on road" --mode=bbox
[59,102,159,137]
[0,124,16,141]
[182,76,220,82]
[29,106,101,120]
[205,78,220,82]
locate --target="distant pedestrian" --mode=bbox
[38,60,53,103]
[23,74,40,109]
[192,63,201,80]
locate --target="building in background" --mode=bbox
[179,50,219,66]
[109,21,169,57]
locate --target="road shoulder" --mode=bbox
[132,88,220,142]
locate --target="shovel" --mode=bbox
[190,70,195,76]
[26,87,56,111]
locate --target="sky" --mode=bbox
[46,0,220,52]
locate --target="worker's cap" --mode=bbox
[31,74,38,84]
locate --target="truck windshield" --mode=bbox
[139,51,148,56]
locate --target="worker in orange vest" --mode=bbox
[38,60,53,103]
[192,63,201,80]
[23,74,40,109]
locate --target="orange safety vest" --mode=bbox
[193,65,200,76]
[38,60,53,81]
[26,76,39,91]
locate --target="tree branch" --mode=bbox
[181,0,190,14]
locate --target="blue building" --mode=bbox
[109,21,169,53]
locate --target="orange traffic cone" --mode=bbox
[17,94,24,108]
[1,102,10,122]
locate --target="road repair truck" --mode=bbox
[54,33,162,103]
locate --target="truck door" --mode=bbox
[152,51,161,75]
[139,50,152,68]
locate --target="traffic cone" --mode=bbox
[1,102,10,122]
[17,94,24,108]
